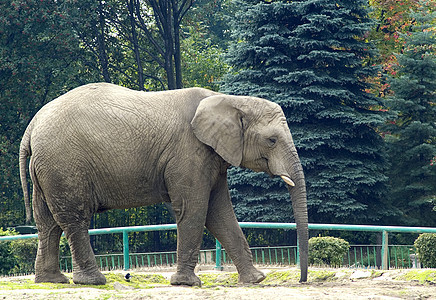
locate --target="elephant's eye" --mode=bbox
[267,137,277,147]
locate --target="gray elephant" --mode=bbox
[20,83,308,286]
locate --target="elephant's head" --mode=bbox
[191,94,309,282]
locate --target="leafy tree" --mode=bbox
[131,0,194,89]
[0,0,195,229]
[68,0,167,90]
[384,2,436,226]
[368,0,433,97]
[185,0,232,49]
[181,25,229,91]
[222,0,390,224]
[69,0,198,91]
[0,0,95,227]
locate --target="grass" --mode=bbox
[105,272,169,288]
[0,274,75,290]
[397,270,436,283]
[0,272,169,291]
[0,268,435,290]
[199,273,239,286]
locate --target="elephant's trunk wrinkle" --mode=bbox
[285,149,308,283]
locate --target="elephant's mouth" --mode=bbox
[243,157,269,173]
[245,158,295,187]
[264,158,295,187]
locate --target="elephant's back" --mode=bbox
[33,82,218,126]
[27,82,218,174]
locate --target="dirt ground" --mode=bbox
[0,267,435,300]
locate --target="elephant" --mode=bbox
[19,82,308,286]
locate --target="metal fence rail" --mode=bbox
[58,244,420,272]
[2,222,436,273]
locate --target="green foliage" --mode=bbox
[0,0,228,234]
[228,169,292,222]
[0,228,37,275]
[414,233,436,268]
[185,0,232,49]
[399,269,436,283]
[181,26,229,91]
[0,229,17,275]
[384,2,436,226]
[0,0,100,227]
[9,238,38,274]
[59,237,70,257]
[222,0,390,224]
[0,0,432,257]
[308,236,350,267]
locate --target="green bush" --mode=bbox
[414,233,436,268]
[309,236,350,267]
[9,237,38,274]
[0,228,17,275]
[0,228,38,275]
[59,236,71,257]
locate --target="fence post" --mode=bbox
[215,239,223,271]
[296,234,300,266]
[381,230,389,270]
[123,230,130,271]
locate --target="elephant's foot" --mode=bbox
[170,271,201,286]
[73,269,106,285]
[35,271,69,284]
[238,268,266,284]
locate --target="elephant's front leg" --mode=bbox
[169,187,209,286]
[205,178,266,284]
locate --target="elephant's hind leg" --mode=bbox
[33,192,69,284]
[61,220,106,285]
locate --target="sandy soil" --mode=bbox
[0,268,435,300]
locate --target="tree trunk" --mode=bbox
[172,0,182,89]
[97,0,111,83]
[127,0,145,90]
[160,0,176,89]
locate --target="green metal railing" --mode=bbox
[2,222,436,272]
[58,244,421,272]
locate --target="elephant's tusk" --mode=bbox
[281,175,295,187]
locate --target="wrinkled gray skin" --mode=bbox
[20,83,308,286]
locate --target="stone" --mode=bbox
[350,270,372,280]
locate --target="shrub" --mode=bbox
[0,228,17,275]
[60,236,71,257]
[0,228,39,275]
[9,237,38,274]
[414,233,436,268]
[309,236,350,267]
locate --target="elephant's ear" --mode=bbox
[191,95,244,167]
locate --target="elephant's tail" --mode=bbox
[19,125,32,225]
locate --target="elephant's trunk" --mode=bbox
[285,155,308,282]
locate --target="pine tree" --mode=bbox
[384,2,436,226]
[222,0,390,223]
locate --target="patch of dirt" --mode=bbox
[0,268,435,300]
